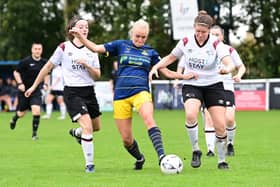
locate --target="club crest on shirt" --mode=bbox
[141,50,148,56]
[125,47,131,53]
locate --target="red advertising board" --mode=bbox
[234,82,267,111]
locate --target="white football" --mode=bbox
[160,154,183,174]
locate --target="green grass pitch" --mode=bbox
[0,110,279,187]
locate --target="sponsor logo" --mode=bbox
[218,99,224,105]
[185,93,195,97]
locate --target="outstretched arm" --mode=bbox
[69,27,106,54]
[149,54,177,81]
[233,64,246,82]
[159,68,198,80]
[25,61,54,97]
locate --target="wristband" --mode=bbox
[17,83,23,86]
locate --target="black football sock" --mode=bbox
[12,113,19,123]
[125,140,143,160]
[32,115,40,136]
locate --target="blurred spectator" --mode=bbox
[0,77,13,111]
[6,77,18,111]
[42,65,66,120]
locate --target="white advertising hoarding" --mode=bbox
[170,0,198,40]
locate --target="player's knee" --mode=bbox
[143,117,155,128]
[226,118,235,126]
[214,126,226,136]
[83,125,93,134]
[186,116,197,125]
[123,137,133,147]
[186,111,198,122]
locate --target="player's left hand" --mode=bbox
[232,75,241,82]
[184,72,198,80]
[75,58,87,66]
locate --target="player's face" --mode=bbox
[31,44,43,59]
[131,27,148,47]
[210,28,224,41]
[194,24,210,44]
[74,20,89,38]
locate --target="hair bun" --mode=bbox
[198,10,208,16]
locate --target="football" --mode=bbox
[160,154,183,174]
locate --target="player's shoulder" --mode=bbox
[143,43,156,51]
[57,41,72,51]
[41,57,48,63]
[19,56,32,65]
[224,44,236,54]
[107,39,127,46]
[177,34,199,48]
[180,34,194,46]
[208,34,221,49]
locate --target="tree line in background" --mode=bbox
[0,0,279,79]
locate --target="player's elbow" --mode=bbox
[95,72,101,79]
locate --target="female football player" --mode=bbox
[202,25,246,156]
[149,10,235,169]
[25,16,101,173]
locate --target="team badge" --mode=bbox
[141,50,148,56]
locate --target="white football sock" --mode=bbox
[81,134,94,166]
[215,135,227,163]
[185,122,199,151]
[226,124,236,145]
[46,103,53,117]
[205,127,215,152]
[60,103,66,118]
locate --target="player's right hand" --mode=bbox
[149,68,159,81]
[24,87,35,98]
